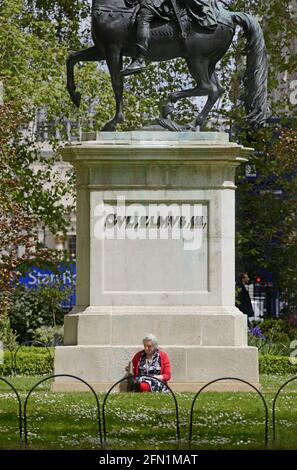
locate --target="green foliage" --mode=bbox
[0,0,113,135]
[33,325,64,346]
[236,129,297,311]
[230,5,297,302]
[0,0,78,307]
[248,319,297,356]
[227,0,297,122]
[0,347,54,376]
[258,318,297,342]
[259,354,297,375]
[235,285,242,309]
[0,317,19,352]
[8,285,68,343]
[248,335,289,356]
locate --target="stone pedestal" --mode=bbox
[54,131,259,392]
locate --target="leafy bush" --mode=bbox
[0,347,54,376]
[258,318,297,342]
[281,315,297,339]
[33,325,64,346]
[248,325,290,356]
[248,319,297,357]
[8,285,69,343]
[0,317,18,351]
[259,354,297,376]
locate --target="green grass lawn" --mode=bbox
[0,374,297,450]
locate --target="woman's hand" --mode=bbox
[153,375,163,381]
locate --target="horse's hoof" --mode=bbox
[184,123,197,132]
[156,117,180,132]
[72,92,81,108]
[161,103,174,119]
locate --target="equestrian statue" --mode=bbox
[66,0,268,131]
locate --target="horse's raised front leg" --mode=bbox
[103,48,124,131]
[162,87,198,119]
[67,46,103,107]
[159,85,201,131]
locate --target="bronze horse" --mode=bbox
[66,0,268,131]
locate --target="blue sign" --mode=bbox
[18,264,76,308]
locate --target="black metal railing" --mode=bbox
[102,375,180,447]
[189,377,269,448]
[1,374,297,448]
[272,375,297,442]
[0,378,23,447]
[23,374,102,448]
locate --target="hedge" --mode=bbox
[259,354,297,376]
[0,347,54,376]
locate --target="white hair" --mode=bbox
[143,333,158,349]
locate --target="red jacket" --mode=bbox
[132,350,171,383]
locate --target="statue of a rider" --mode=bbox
[121,0,219,76]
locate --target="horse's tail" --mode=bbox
[231,12,268,126]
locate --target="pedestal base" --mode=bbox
[53,344,259,392]
[54,305,259,392]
